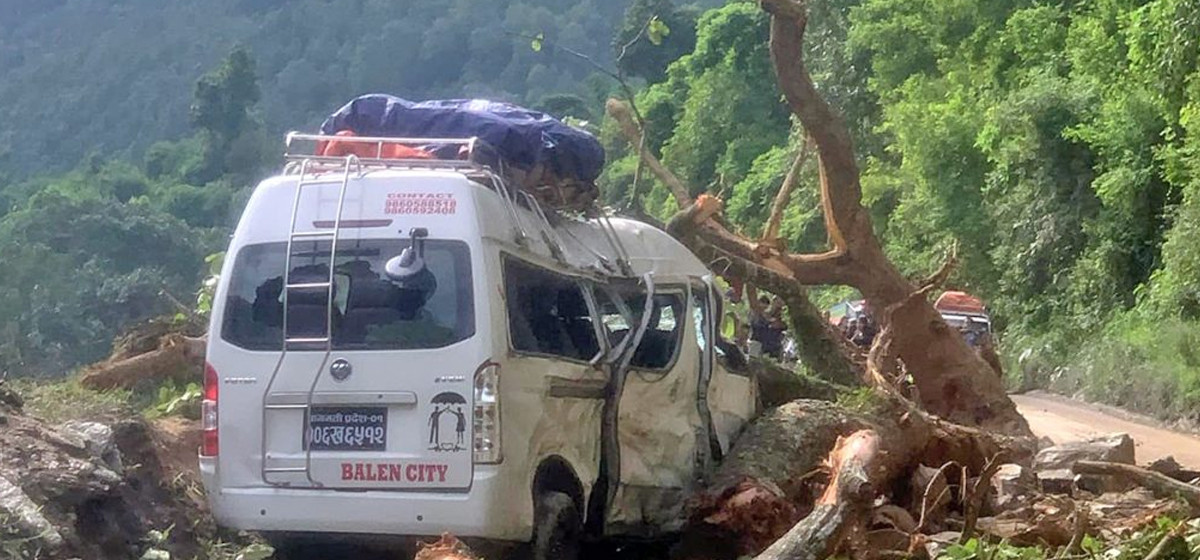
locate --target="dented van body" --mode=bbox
[200,135,757,546]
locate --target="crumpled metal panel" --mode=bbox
[608,299,705,530]
[708,367,757,454]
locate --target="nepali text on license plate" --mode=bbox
[305,406,387,451]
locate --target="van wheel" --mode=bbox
[532,491,581,560]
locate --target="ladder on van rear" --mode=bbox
[259,155,358,486]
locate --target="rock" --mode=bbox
[62,420,123,474]
[0,381,23,411]
[1034,433,1135,472]
[1038,436,1055,450]
[978,495,1077,547]
[1039,468,1078,495]
[988,464,1038,513]
[0,473,64,550]
[1147,456,1184,478]
[0,403,210,559]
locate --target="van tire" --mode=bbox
[532,491,581,560]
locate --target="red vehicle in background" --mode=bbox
[934,291,992,347]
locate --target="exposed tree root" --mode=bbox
[413,534,480,560]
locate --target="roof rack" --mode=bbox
[282,131,511,175]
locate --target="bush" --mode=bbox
[1011,310,1200,423]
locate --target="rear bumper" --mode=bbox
[200,457,530,541]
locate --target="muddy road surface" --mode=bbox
[1013,390,1200,469]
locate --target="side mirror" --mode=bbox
[385,228,430,280]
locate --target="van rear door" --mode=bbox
[217,171,485,491]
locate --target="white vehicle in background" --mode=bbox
[200,133,758,558]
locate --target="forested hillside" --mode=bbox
[600,0,1200,419]
[4,0,1200,424]
[0,0,711,376]
[0,0,715,176]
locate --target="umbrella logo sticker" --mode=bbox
[428,392,468,452]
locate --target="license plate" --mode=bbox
[305,406,387,451]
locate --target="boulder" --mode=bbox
[0,400,210,559]
[988,464,1038,513]
[1038,469,1078,495]
[1034,433,1135,472]
[0,473,64,550]
[1147,456,1183,478]
[62,420,123,474]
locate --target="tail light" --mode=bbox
[473,361,501,464]
[201,362,219,457]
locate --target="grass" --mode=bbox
[1006,311,1200,425]
[6,376,133,424]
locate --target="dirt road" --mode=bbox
[1013,391,1200,469]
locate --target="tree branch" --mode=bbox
[666,197,854,286]
[761,0,875,261]
[761,136,813,246]
[607,99,694,207]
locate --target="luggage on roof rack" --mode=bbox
[316,95,605,211]
[934,291,986,314]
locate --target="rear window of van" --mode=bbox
[220,239,474,351]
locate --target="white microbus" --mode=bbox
[200,134,758,558]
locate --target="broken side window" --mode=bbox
[503,257,599,361]
[595,285,685,371]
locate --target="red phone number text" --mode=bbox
[385,199,457,215]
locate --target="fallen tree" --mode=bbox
[79,318,206,391]
[675,309,1035,559]
[80,332,206,391]
[607,0,1029,435]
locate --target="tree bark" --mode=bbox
[752,430,880,560]
[677,392,1034,558]
[79,334,206,391]
[747,357,849,408]
[1073,461,1200,512]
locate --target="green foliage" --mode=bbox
[0,0,724,178]
[0,49,252,378]
[614,0,699,82]
[196,252,226,319]
[594,0,1200,423]
[7,377,131,424]
[929,519,1200,559]
[148,380,203,420]
[937,538,1043,560]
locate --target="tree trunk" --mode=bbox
[778,289,863,388]
[676,390,1034,559]
[746,358,848,407]
[752,430,881,560]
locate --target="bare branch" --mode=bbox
[919,243,960,292]
[666,196,855,286]
[760,0,878,263]
[762,136,814,245]
[617,16,657,64]
[607,99,694,207]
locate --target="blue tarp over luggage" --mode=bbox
[320,95,605,183]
